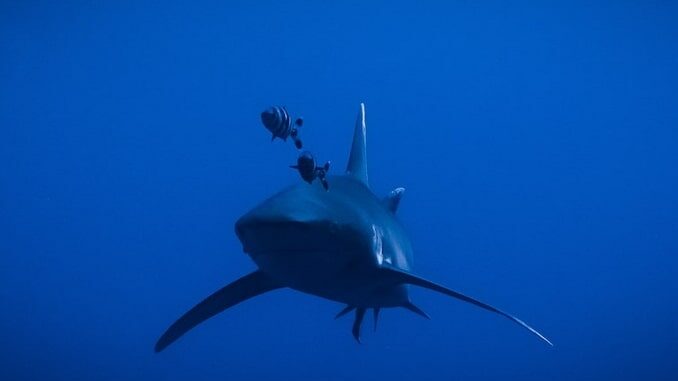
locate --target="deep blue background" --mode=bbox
[2,1,677,380]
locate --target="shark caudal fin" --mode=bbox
[346,103,369,186]
[381,267,553,346]
[155,270,282,352]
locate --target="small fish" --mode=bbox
[260,106,303,149]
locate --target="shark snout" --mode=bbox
[235,212,322,255]
[235,206,373,258]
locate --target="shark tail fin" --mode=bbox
[346,103,369,186]
[381,266,553,346]
[155,270,282,352]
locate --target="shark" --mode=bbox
[154,103,552,352]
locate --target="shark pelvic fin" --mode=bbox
[346,103,368,186]
[335,305,355,319]
[383,187,405,213]
[352,307,367,343]
[403,301,431,319]
[155,270,282,352]
[382,266,553,346]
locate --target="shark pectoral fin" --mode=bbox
[381,267,553,346]
[155,270,282,352]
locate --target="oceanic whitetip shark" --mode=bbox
[155,103,552,352]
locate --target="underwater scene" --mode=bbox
[2,2,677,380]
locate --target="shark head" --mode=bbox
[234,175,413,306]
[154,103,552,352]
[234,176,375,260]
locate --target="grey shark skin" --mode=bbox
[155,103,552,352]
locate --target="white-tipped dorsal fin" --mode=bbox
[383,187,405,213]
[346,103,368,186]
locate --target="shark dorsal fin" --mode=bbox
[346,103,368,186]
[383,187,405,213]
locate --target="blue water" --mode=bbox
[2,2,677,380]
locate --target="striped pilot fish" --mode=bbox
[260,106,303,149]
